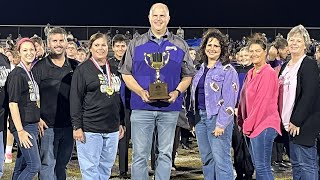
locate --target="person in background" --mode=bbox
[76,47,87,63]
[108,34,130,179]
[66,41,78,60]
[279,24,320,180]
[30,35,46,61]
[70,32,125,180]
[232,46,254,180]
[190,29,239,180]
[7,38,41,180]
[238,33,281,180]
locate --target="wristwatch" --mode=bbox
[175,89,182,96]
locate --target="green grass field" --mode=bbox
[1,139,293,180]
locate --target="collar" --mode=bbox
[147,29,170,41]
[46,55,70,68]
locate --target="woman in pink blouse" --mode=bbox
[238,34,281,180]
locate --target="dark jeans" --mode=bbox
[12,123,41,180]
[39,127,74,180]
[291,141,318,180]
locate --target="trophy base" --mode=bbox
[148,82,170,100]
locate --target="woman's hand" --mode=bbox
[18,130,33,149]
[288,122,300,137]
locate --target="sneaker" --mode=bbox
[5,153,13,163]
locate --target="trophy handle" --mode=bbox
[144,53,155,69]
[162,51,170,67]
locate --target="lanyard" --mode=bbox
[90,58,112,86]
[18,62,40,100]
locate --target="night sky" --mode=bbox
[1,0,319,27]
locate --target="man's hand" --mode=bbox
[38,119,48,137]
[212,127,225,137]
[119,125,125,140]
[73,128,85,143]
[167,90,179,103]
[139,89,152,103]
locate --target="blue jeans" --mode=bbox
[76,131,119,180]
[195,110,234,180]
[39,127,74,180]
[0,131,4,178]
[249,128,277,180]
[130,110,179,180]
[290,141,318,180]
[12,123,41,180]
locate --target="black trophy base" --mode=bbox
[148,82,170,100]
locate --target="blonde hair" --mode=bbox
[287,24,311,48]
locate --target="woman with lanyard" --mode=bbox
[70,32,125,180]
[7,38,41,180]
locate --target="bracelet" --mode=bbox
[175,89,182,96]
[17,129,24,132]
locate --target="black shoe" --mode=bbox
[119,172,129,179]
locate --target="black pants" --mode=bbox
[232,121,254,179]
[118,108,132,174]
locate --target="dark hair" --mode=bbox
[112,34,127,47]
[30,36,44,46]
[88,33,108,50]
[199,29,229,65]
[247,33,267,50]
[273,37,288,50]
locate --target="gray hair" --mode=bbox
[149,3,170,17]
[287,24,311,48]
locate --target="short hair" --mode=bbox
[30,36,44,46]
[287,24,311,49]
[273,37,288,50]
[112,34,127,47]
[189,47,195,51]
[47,27,67,42]
[67,41,77,48]
[199,29,229,65]
[149,3,170,17]
[77,47,87,54]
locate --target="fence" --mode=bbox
[1,25,320,42]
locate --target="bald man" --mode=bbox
[119,3,195,180]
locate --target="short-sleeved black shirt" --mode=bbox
[7,67,40,132]
[32,56,78,128]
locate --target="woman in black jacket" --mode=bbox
[278,24,320,180]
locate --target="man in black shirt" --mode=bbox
[32,27,78,180]
[0,53,10,178]
[109,34,130,178]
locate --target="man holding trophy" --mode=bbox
[119,3,196,180]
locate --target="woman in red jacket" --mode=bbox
[238,34,281,180]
